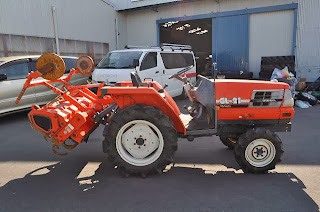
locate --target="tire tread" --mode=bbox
[103,104,178,177]
[234,128,283,174]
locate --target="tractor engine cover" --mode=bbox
[28,96,98,145]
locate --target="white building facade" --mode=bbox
[114,0,320,81]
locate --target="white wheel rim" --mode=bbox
[116,120,164,167]
[244,138,276,168]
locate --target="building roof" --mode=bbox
[113,0,191,11]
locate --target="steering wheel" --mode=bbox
[168,65,194,83]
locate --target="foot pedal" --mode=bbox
[183,105,195,116]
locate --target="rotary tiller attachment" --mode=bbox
[52,141,79,156]
[17,53,97,156]
[16,53,66,104]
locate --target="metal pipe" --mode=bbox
[115,17,119,50]
[51,6,60,55]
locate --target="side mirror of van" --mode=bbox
[132,59,140,68]
[0,74,7,81]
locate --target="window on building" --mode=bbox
[160,53,194,69]
[140,52,157,71]
[0,62,30,80]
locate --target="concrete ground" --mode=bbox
[0,101,319,212]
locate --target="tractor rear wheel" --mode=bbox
[234,128,283,173]
[103,104,178,177]
[219,136,238,149]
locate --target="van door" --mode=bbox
[0,60,36,114]
[138,52,163,85]
[160,52,196,97]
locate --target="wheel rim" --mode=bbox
[244,138,276,168]
[116,120,164,167]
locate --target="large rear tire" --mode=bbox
[234,128,283,173]
[103,104,178,176]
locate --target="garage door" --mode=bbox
[249,10,294,77]
[213,14,249,73]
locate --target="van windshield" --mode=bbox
[97,51,143,69]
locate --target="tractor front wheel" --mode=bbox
[103,104,178,177]
[234,128,283,173]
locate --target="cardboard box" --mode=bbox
[296,78,306,91]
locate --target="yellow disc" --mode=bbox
[76,55,94,76]
[36,53,66,81]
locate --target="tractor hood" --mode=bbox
[214,79,290,107]
[213,79,290,90]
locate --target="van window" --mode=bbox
[97,51,143,69]
[161,53,194,69]
[140,52,157,71]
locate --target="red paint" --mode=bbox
[181,72,197,78]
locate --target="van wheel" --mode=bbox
[234,128,283,173]
[103,104,178,177]
[219,136,238,149]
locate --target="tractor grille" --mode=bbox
[33,115,52,132]
[250,90,283,107]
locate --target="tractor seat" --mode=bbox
[130,72,143,87]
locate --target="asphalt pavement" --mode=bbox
[0,100,319,212]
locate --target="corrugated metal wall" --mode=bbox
[0,0,116,47]
[249,10,294,77]
[296,0,320,81]
[0,34,109,59]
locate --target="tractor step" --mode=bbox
[180,113,214,134]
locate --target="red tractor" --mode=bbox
[17,53,294,176]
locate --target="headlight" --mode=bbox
[282,89,294,107]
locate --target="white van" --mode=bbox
[92,44,197,97]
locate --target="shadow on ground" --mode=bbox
[0,159,318,212]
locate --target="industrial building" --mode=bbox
[0,0,116,62]
[0,0,319,81]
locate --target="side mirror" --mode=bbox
[132,59,140,68]
[0,74,7,81]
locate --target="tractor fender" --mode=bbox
[106,87,186,134]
